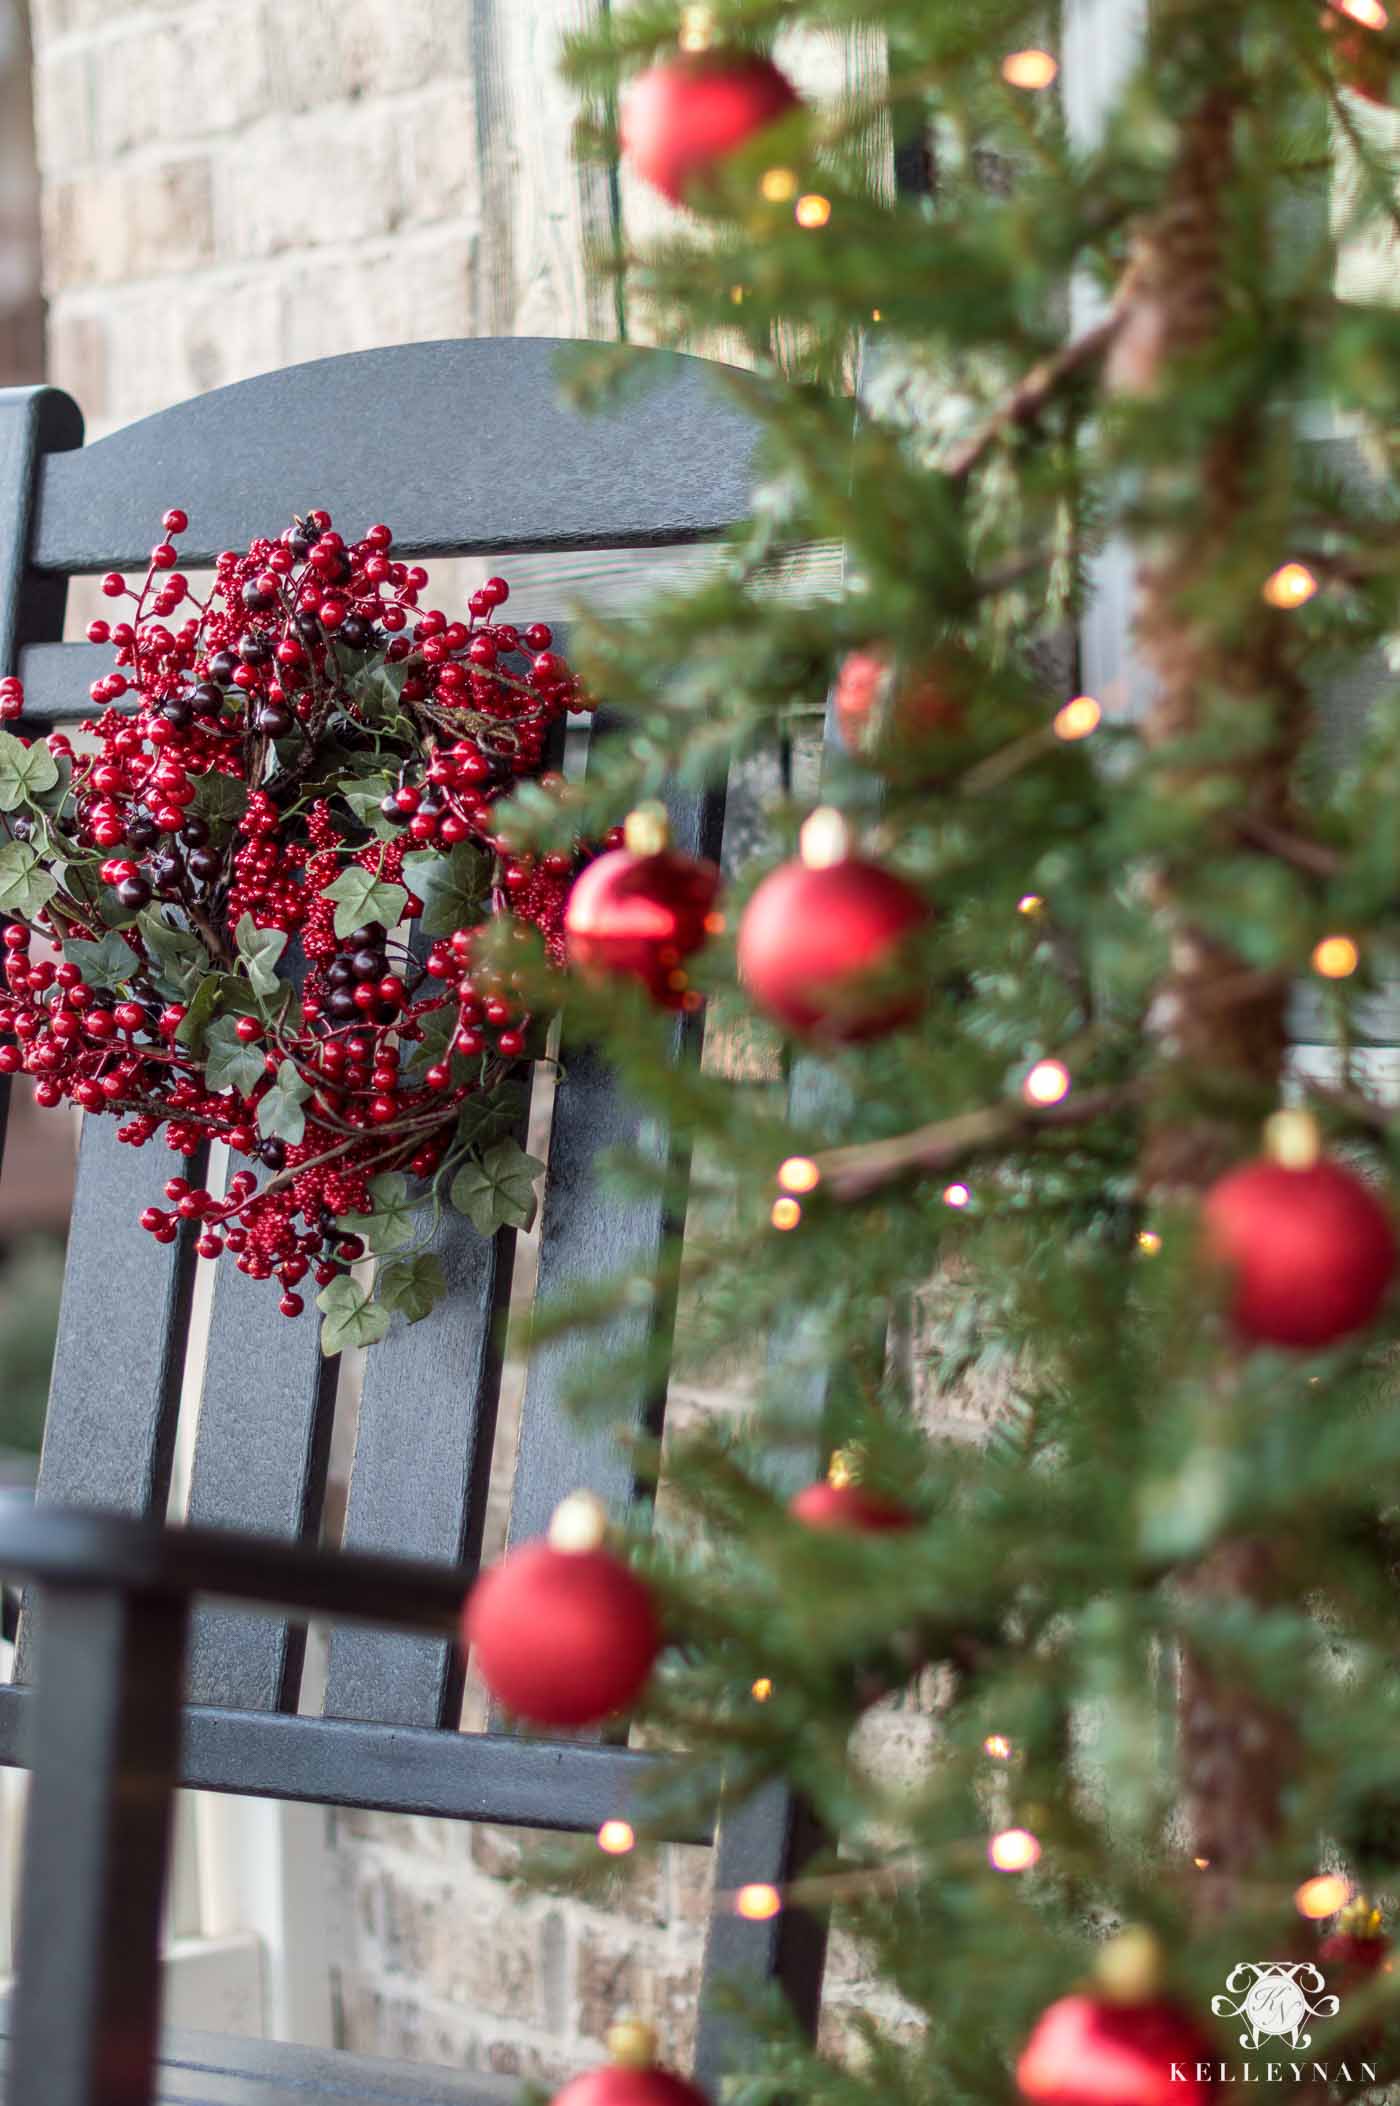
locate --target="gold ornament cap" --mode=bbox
[606,2018,658,2069]
[624,803,671,858]
[1337,1893,1385,1940]
[548,1489,610,1554]
[1264,1108,1322,1171]
[827,1446,864,1489]
[799,806,852,870]
[1094,1926,1165,2005]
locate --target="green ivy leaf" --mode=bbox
[323,866,409,941]
[378,1251,446,1325]
[235,913,288,998]
[29,752,72,814]
[0,840,57,919]
[174,974,225,1052]
[402,843,490,937]
[449,1136,545,1237]
[257,1058,310,1145]
[0,732,59,812]
[203,1015,269,1097]
[338,1171,417,1254]
[351,656,412,721]
[138,913,205,1000]
[455,1082,528,1151]
[342,775,397,836]
[190,770,246,838]
[61,928,138,990]
[316,1274,391,1356]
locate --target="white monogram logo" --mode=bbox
[1211,1963,1340,2051]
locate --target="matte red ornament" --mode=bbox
[737,810,929,1043]
[464,1507,662,1727]
[1202,1156,1396,1350]
[833,647,968,772]
[620,51,801,205]
[789,1480,914,1533]
[553,2064,707,2106]
[565,807,720,1010]
[1017,1995,1217,2106]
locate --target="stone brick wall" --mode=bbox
[0,1,42,385]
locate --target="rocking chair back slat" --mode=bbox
[183,1264,342,1711]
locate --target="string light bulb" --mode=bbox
[983,1733,1013,1761]
[760,167,798,203]
[736,1882,783,1920]
[1295,1873,1352,1920]
[751,1677,773,1702]
[795,193,832,229]
[1337,0,1388,28]
[548,1490,609,1553]
[943,1182,971,1209]
[1263,562,1319,610]
[1137,1229,1162,1256]
[1023,1059,1071,1108]
[1017,894,1045,917]
[1312,934,1359,979]
[1053,695,1101,741]
[598,1819,636,1855]
[778,1157,821,1195]
[989,1827,1042,1872]
[678,4,716,51]
[1001,48,1060,88]
[771,1197,802,1231]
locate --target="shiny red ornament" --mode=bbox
[737,811,929,1043]
[565,809,720,1010]
[1017,1995,1217,2106]
[1319,1898,1391,1984]
[553,2064,707,2106]
[833,647,968,772]
[789,1480,914,1533]
[1202,1156,1396,1350]
[464,1529,661,1728]
[620,51,801,205]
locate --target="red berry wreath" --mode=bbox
[0,510,618,1350]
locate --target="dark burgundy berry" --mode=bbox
[192,681,223,710]
[188,848,221,883]
[350,923,385,948]
[209,650,238,685]
[163,697,193,727]
[256,705,293,738]
[295,612,322,642]
[180,816,210,847]
[241,581,274,612]
[115,876,151,910]
[339,615,372,650]
[10,815,33,842]
[259,1138,287,1170]
[328,989,359,1020]
[350,948,382,981]
[327,958,355,987]
[240,634,273,666]
[380,794,406,824]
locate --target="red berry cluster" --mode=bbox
[0,510,606,1331]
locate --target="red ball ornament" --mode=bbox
[737,808,929,1043]
[1018,1994,1217,2106]
[833,646,968,772]
[1326,5,1399,105]
[1319,1897,1391,1985]
[620,50,801,206]
[1202,1116,1396,1350]
[565,806,720,1011]
[552,2024,707,2106]
[789,1454,914,1533]
[463,1492,662,1728]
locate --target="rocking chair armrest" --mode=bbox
[0,1495,467,1635]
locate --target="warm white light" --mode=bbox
[1054,695,1101,741]
[989,1827,1042,1872]
[760,167,798,203]
[598,1820,636,1855]
[1017,894,1045,916]
[1002,48,1060,89]
[678,4,716,51]
[1338,0,1388,29]
[1313,935,1359,979]
[795,194,832,229]
[943,1183,971,1209]
[1263,562,1319,610]
[983,1733,1014,1761]
[778,1156,821,1195]
[1023,1059,1071,1108]
[736,1883,783,1920]
[771,1197,802,1231]
[1137,1229,1163,1256]
[751,1677,773,1702]
[1296,1874,1352,1920]
[548,1490,609,1553]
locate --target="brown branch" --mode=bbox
[942,310,1127,484]
[1233,814,1342,879]
[810,1082,1145,1205]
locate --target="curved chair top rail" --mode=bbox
[28,338,761,575]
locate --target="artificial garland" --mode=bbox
[0,510,616,1352]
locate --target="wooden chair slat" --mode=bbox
[183,1261,340,1712]
[507,775,725,1548]
[323,1198,520,1729]
[28,342,757,575]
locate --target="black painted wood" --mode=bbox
[323,1196,519,1729]
[28,342,758,575]
[183,1259,340,1714]
[0,2025,521,2106]
[508,767,726,1549]
[10,1584,187,2106]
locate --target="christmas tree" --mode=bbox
[480,2,1400,2099]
